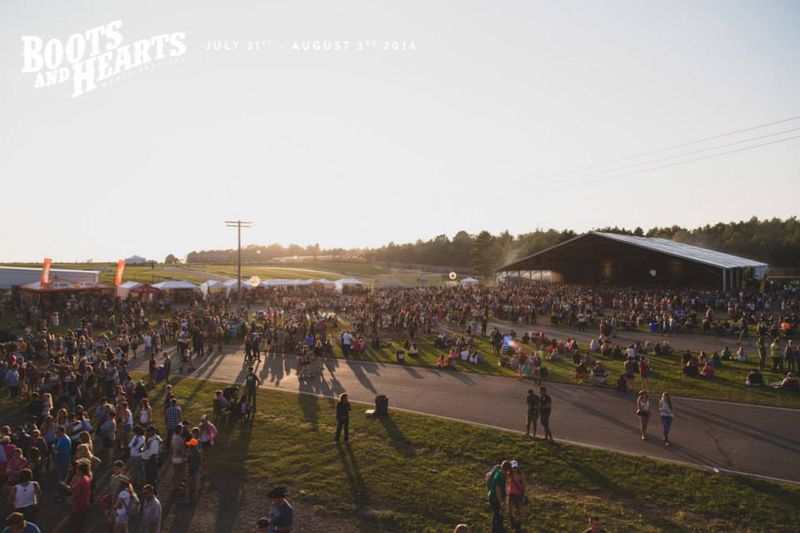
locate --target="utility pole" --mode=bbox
[225,219,252,306]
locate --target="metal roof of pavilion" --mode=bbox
[498,231,767,271]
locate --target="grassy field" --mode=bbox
[5,376,795,532]
[186,262,388,281]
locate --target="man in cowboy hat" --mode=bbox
[266,487,293,532]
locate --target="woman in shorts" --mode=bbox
[635,390,651,440]
[507,460,526,531]
[113,477,137,532]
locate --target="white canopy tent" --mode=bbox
[460,277,480,286]
[335,278,364,293]
[200,280,227,297]
[152,280,200,291]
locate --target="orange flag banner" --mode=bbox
[114,259,126,286]
[40,258,52,286]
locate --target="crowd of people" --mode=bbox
[0,278,798,531]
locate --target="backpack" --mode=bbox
[484,465,501,490]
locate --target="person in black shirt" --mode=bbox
[245,367,261,413]
[524,389,538,438]
[335,393,351,443]
[538,386,553,441]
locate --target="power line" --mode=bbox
[532,133,800,195]
[522,126,800,191]
[509,113,800,187]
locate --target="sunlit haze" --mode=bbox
[1,0,799,261]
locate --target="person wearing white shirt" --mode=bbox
[127,427,146,486]
[141,427,162,490]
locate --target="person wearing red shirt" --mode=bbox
[66,463,91,532]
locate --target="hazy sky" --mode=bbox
[1,0,799,262]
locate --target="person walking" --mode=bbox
[538,386,553,441]
[524,389,538,438]
[141,427,162,491]
[638,356,650,392]
[487,460,512,533]
[8,469,40,523]
[245,367,261,413]
[636,390,651,440]
[140,484,162,533]
[335,393,351,443]
[658,392,675,446]
[65,462,91,532]
[785,340,797,374]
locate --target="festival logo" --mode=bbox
[21,20,186,98]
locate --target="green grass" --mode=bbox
[107,377,800,531]
[184,262,388,281]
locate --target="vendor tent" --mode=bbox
[152,280,200,291]
[200,280,227,296]
[334,278,364,293]
[460,277,480,286]
[117,281,160,299]
[21,280,113,293]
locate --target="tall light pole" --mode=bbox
[225,220,252,305]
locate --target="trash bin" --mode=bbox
[375,395,389,416]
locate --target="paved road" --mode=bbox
[131,348,800,484]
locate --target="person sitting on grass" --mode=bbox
[615,373,627,392]
[771,372,799,390]
[745,368,764,386]
[575,363,589,383]
[721,346,732,361]
[468,349,481,365]
[408,342,419,358]
[591,361,607,385]
[699,361,715,379]
[683,358,699,378]
[736,344,748,362]
[711,351,723,369]
[436,353,447,369]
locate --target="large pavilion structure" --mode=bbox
[496,232,768,290]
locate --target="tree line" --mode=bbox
[186,217,800,276]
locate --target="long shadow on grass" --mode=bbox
[564,449,684,531]
[212,421,253,532]
[375,414,416,457]
[336,442,377,532]
[297,391,320,431]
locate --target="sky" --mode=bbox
[1,0,799,262]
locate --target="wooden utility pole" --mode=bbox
[225,220,252,305]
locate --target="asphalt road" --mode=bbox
[132,347,800,485]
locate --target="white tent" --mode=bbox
[335,278,364,293]
[261,278,293,287]
[200,280,227,296]
[118,281,143,298]
[152,280,200,291]
[460,277,480,286]
[222,278,252,289]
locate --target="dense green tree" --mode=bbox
[185,217,800,268]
